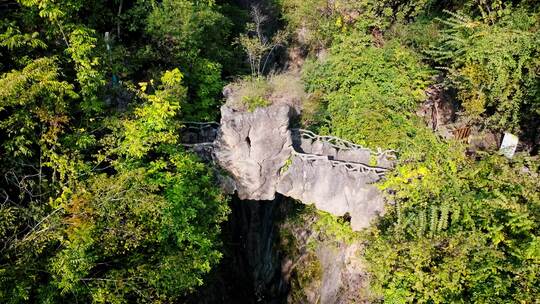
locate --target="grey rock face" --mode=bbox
[212,104,393,231]
[317,242,370,304]
[276,155,384,230]
[214,104,294,200]
[281,210,372,304]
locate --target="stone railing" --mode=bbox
[291,128,396,159]
[180,121,219,147]
[291,150,390,178]
[180,122,395,177]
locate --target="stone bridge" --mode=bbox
[181,105,395,230]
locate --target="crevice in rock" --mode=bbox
[187,194,291,304]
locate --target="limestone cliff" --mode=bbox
[280,207,374,304]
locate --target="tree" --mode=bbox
[0,65,230,302]
[50,156,228,303]
[237,5,286,76]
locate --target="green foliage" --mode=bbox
[299,90,326,127]
[183,59,224,120]
[0,24,46,51]
[432,8,540,132]
[386,16,442,52]
[50,154,228,302]
[2,0,540,302]
[144,0,234,120]
[146,0,231,64]
[243,95,271,112]
[300,6,540,302]
[311,210,358,246]
[280,156,292,174]
[225,73,306,111]
[117,69,185,159]
[366,156,540,303]
[277,0,436,51]
[0,57,76,158]
[372,0,435,23]
[304,30,433,149]
[225,76,271,111]
[277,0,375,50]
[287,249,323,303]
[18,0,83,23]
[47,68,231,302]
[0,66,230,302]
[67,27,105,113]
[0,2,236,301]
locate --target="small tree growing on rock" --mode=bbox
[237,5,287,77]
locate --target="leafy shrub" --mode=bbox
[386,16,441,52]
[303,30,433,149]
[372,0,435,23]
[0,58,76,159]
[144,0,234,120]
[226,76,271,110]
[0,0,238,302]
[366,155,540,303]
[183,59,224,120]
[277,0,343,50]
[432,9,540,133]
[0,66,230,302]
[243,95,271,112]
[50,154,229,302]
[302,19,540,303]
[300,90,327,127]
[277,0,437,52]
[146,0,232,64]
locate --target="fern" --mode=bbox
[430,9,539,131]
[450,203,461,228]
[417,209,427,237]
[429,205,438,237]
[437,202,449,232]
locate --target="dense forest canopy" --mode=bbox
[1,0,539,303]
[0,0,238,302]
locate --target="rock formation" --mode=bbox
[276,155,386,230]
[209,104,395,231]
[214,104,294,200]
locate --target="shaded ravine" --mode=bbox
[187,195,292,303]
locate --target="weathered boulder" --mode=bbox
[214,104,294,200]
